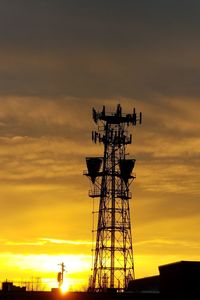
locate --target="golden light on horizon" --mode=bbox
[0,0,199,293]
[0,97,199,290]
[60,281,69,294]
[0,252,91,291]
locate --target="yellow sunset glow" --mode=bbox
[0,96,199,291]
[60,282,69,294]
[0,0,200,288]
[0,251,91,291]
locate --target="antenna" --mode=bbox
[57,262,66,289]
[84,104,142,292]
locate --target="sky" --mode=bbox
[0,0,200,291]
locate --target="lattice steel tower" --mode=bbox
[85,104,142,292]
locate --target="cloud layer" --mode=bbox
[0,0,199,287]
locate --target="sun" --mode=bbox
[60,282,69,294]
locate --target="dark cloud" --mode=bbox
[0,1,199,283]
[0,1,199,98]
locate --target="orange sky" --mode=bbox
[0,1,200,291]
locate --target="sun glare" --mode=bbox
[60,282,69,294]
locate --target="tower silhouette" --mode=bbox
[85,104,142,291]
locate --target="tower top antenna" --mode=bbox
[92,104,142,125]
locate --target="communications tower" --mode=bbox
[85,104,142,292]
[57,262,66,289]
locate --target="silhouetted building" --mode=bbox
[127,275,159,294]
[159,260,200,296]
[127,260,200,296]
[2,281,26,292]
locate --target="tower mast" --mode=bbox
[85,104,142,291]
